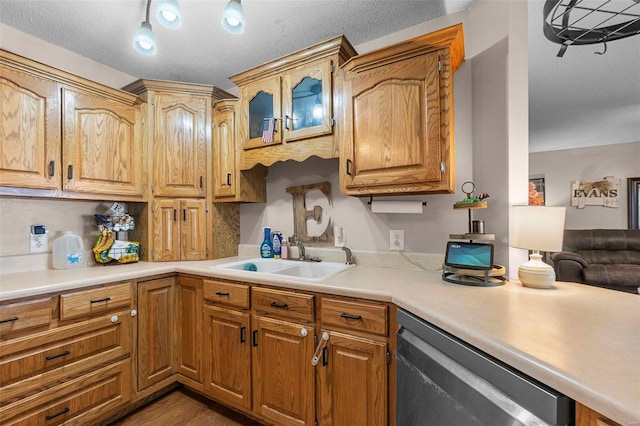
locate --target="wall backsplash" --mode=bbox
[0,198,119,258]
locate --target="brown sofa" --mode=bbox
[551,229,640,294]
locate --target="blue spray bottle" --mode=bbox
[260,227,274,258]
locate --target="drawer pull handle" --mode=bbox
[227,173,232,186]
[46,350,70,361]
[45,407,70,421]
[215,291,230,296]
[270,301,288,309]
[90,297,111,304]
[252,329,258,347]
[340,313,362,321]
[0,316,19,324]
[240,326,246,343]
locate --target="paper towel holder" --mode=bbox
[367,195,426,206]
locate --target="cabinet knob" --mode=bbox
[110,315,119,323]
[300,327,308,337]
[131,309,138,317]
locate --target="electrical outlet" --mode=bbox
[30,225,48,253]
[334,226,345,247]
[390,229,404,251]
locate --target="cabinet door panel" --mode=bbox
[346,52,441,189]
[152,199,180,261]
[62,87,143,196]
[0,66,60,189]
[239,77,282,150]
[282,60,333,142]
[176,277,202,381]
[137,277,175,390]
[212,102,236,198]
[203,305,251,411]
[318,331,387,426]
[180,199,206,261]
[153,94,207,197]
[252,315,314,426]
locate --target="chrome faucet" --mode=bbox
[294,237,306,261]
[342,246,354,265]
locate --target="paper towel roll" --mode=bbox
[370,200,424,214]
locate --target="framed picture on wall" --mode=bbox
[529,177,545,206]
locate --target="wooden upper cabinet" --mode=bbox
[282,60,333,142]
[239,76,282,150]
[61,87,144,197]
[153,93,208,197]
[0,60,60,190]
[151,198,206,261]
[123,80,233,198]
[339,24,465,196]
[230,36,357,169]
[212,99,266,203]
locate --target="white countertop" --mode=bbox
[1,257,638,425]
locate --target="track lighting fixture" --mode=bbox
[222,0,245,34]
[155,0,182,29]
[133,0,157,56]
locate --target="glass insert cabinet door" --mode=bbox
[282,60,333,142]
[240,75,282,150]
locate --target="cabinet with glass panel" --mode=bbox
[230,36,356,170]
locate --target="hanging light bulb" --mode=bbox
[156,0,182,29]
[221,0,245,34]
[133,0,157,55]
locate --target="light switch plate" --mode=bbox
[334,226,345,247]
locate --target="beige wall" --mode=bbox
[530,141,640,230]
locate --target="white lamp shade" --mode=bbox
[510,205,566,252]
[133,22,157,56]
[156,0,182,29]
[222,0,245,34]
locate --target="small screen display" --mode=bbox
[444,242,494,270]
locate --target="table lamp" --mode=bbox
[509,205,566,288]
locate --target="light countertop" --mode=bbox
[1,255,638,425]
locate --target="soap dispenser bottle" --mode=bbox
[260,227,274,258]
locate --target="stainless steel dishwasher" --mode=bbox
[396,309,574,426]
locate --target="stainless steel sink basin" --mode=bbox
[213,258,354,281]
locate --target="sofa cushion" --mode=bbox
[583,264,640,288]
[563,229,640,265]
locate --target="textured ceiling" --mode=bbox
[0,0,474,89]
[1,0,638,153]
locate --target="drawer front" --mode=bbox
[0,312,132,405]
[204,280,250,309]
[252,287,314,323]
[1,359,131,426]
[0,297,54,338]
[60,282,132,321]
[321,298,388,337]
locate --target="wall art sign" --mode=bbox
[571,176,620,209]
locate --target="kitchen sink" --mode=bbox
[213,258,354,282]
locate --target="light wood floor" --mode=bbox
[110,389,263,426]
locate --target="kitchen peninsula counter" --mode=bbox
[1,257,638,425]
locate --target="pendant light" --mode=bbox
[222,0,245,34]
[133,0,157,56]
[155,0,182,29]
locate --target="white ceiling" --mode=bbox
[1,0,639,153]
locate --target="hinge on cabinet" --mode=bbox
[151,184,155,193]
[315,420,319,426]
[440,161,446,173]
[330,61,334,74]
[206,248,209,256]
[331,118,335,128]
[142,117,145,125]
[387,350,392,364]
[151,203,156,212]
[438,60,443,73]
[205,203,209,213]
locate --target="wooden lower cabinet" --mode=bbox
[176,276,203,383]
[317,330,388,426]
[252,314,315,426]
[576,402,622,426]
[137,277,175,390]
[203,305,252,411]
